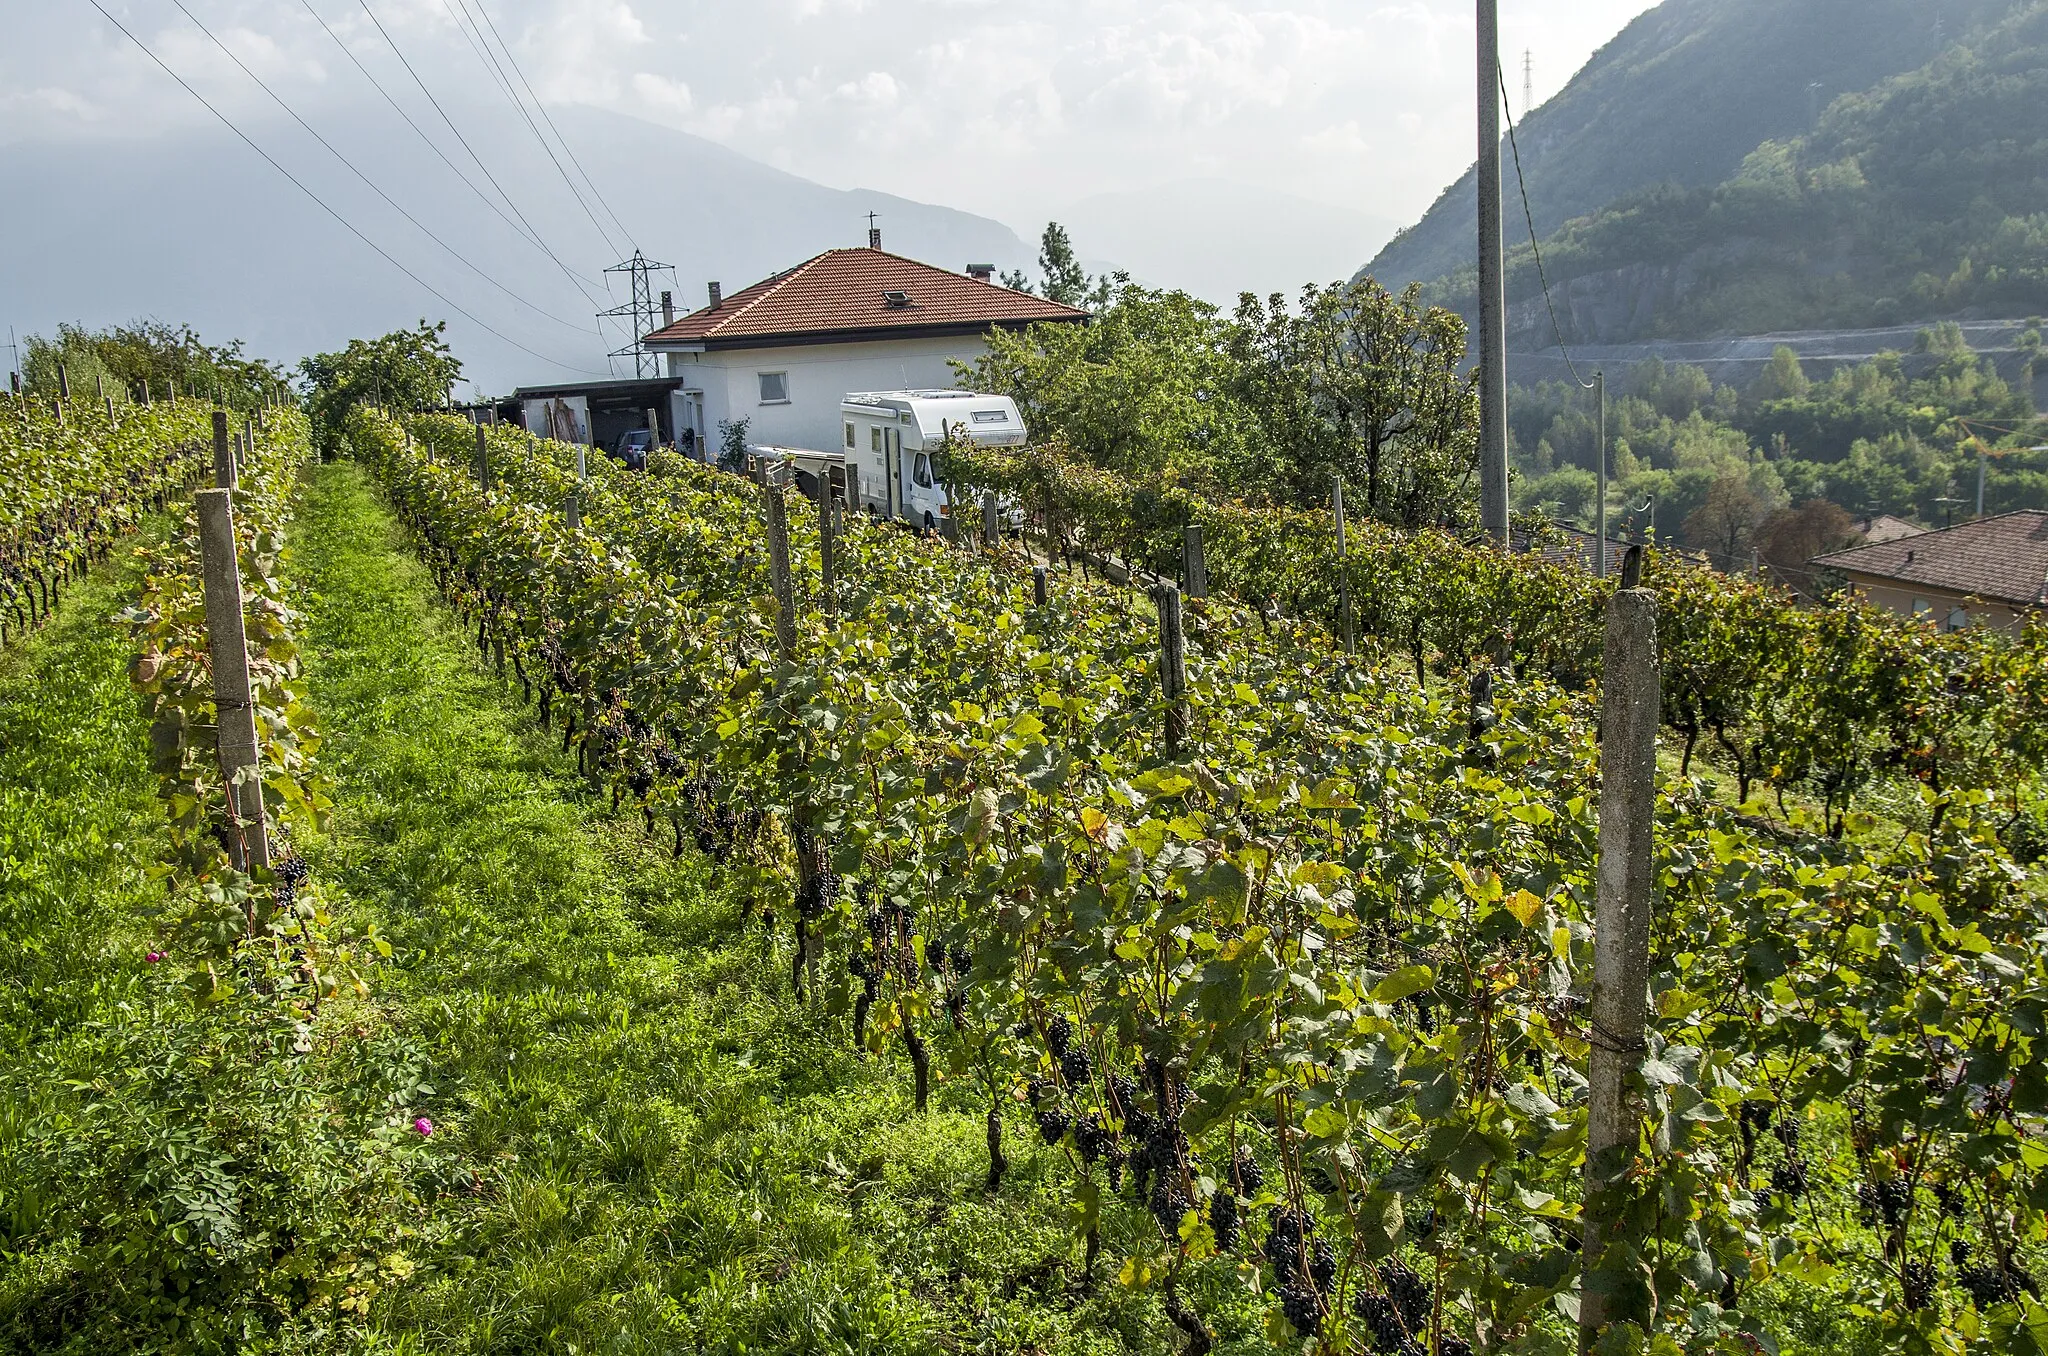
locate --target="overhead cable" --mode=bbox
[353,0,607,306]
[468,0,639,253]
[295,0,592,286]
[87,0,611,376]
[1499,65,1595,392]
[439,0,628,260]
[169,0,594,335]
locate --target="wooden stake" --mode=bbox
[56,363,69,402]
[195,488,273,873]
[1155,583,1187,760]
[1033,565,1049,609]
[1183,523,1208,600]
[763,482,798,664]
[1334,478,1355,654]
[982,489,1000,552]
[817,477,839,616]
[212,411,236,488]
[475,424,491,492]
[1580,547,1659,1348]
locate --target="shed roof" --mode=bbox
[1813,510,2048,606]
[642,248,1088,350]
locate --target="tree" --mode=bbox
[1037,223,1092,309]
[298,322,462,456]
[1682,470,1774,569]
[1753,345,1811,402]
[21,321,283,409]
[1755,498,1859,597]
[1231,279,1477,525]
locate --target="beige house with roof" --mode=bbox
[1813,510,2048,631]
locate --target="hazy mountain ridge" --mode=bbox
[0,104,1035,393]
[1363,0,2030,338]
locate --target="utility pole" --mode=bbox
[1595,370,1608,578]
[600,251,679,379]
[1524,49,1535,117]
[1477,0,1511,547]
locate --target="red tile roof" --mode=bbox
[644,248,1089,349]
[1813,509,2048,606]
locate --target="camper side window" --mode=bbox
[758,372,789,405]
[913,453,935,489]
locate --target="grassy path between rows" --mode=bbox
[294,461,1185,1356]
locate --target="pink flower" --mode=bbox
[414,1117,434,1138]
[145,952,164,964]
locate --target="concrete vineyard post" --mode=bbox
[1579,548,1660,1349]
[106,396,117,426]
[763,481,798,665]
[212,411,237,489]
[1183,523,1208,599]
[194,487,273,873]
[1334,478,1355,654]
[57,362,69,404]
[1155,583,1188,761]
[1034,565,1049,610]
[475,424,491,492]
[982,490,1000,552]
[645,408,661,449]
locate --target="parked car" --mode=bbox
[611,428,655,470]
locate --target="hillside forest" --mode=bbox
[967,254,2047,584]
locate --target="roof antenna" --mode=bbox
[868,212,882,250]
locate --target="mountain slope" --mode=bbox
[0,104,1032,393]
[1366,0,2016,295]
[1428,0,2048,349]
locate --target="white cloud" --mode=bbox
[6,0,1660,221]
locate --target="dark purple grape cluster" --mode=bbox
[1036,1106,1070,1146]
[272,851,311,912]
[1209,1191,1240,1251]
[1353,1292,1403,1351]
[1059,1045,1093,1087]
[1150,1182,1193,1236]
[1902,1260,1936,1311]
[1770,1159,1809,1200]
[1232,1145,1264,1196]
[1265,1208,1334,1335]
[1380,1259,1431,1334]
[1956,1244,2037,1309]
[1107,1071,1138,1117]
[1045,1014,1074,1053]
[1933,1181,1965,1220]
[1072,1113,1109,1164]
[1440,1338,1473,1356]
[1873,1177,1912,1230]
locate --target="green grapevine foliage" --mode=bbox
[0,396,210,647]
[355,409,2048,1355]
[944,440,2048,841]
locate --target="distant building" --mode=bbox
[1854,513,1926,546]
[1812,510,2048,630]
[641,240,1088,459]
[505,376,682,454]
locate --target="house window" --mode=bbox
[1912,598,1933,618]
[758,372,789,405]
[844,422,856,450]
[1948,606,1970,631]
[871,426,883,453]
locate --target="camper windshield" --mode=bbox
[913,453,934,489]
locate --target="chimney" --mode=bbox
[869,226,883,250]
[966,264,994,283]
[708,281,723,309]
[661,290,674,327]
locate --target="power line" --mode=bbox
[353,0,606,307]
[295,0,584,282]
[86,0,611,377]
[438,0,627,260]
[467,0,638,254]
[169,0,593,336]
[1500,63,1594,391]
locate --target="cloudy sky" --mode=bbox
[13,0,1658,230]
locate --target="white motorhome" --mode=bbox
[838,391,1027,531]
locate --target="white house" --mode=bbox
[641,238,1088,458]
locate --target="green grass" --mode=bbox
[285,460,1238,1355]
